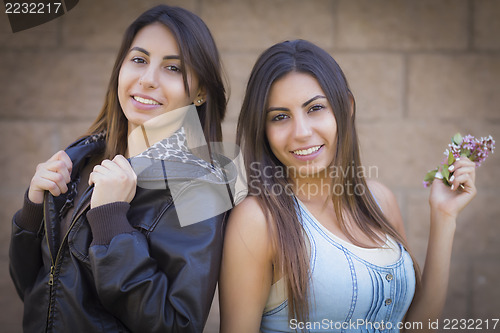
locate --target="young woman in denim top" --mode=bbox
[220,40,477,332]
[10,5,229,332]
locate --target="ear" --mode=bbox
[193,87,207,106]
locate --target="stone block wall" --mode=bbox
[1,1,499,332]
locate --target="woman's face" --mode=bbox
[265,72,337,178]
[118,23,201,135]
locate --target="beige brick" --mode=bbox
[334,53,404,119]
[0,121,58,190]
[473,0,500,50]
[336,0,468,50]
[357,120,462,188]
[221,51,261,124]
[202,0,335,52]
[58,121,95,148]
[0,51,112,119]
[292,0,335,49]
[453,190,500,258]
[222,119,238,144]
[62,0,198,50]
[0,13,58,49]
[0,279,23,333]
[442,260,469,321]
[0,191,25,332]
[0,191,25,240]
[408,54,500,119]
[472,258,500,319]
[0,191,25,287]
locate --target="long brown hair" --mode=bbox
[86,5,227,159]
[237,40,421,323]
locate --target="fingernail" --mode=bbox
[448,165,455,172]
[451,184,455,190]
[435,171,443,179]
[455,157,460,161]
[450,175,455,182]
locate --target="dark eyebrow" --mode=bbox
[129,47,180,60]
[302,95,326,108]
[267,95,327,113]
[267,106,289,113]
[130,47,149,56]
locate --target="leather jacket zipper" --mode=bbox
[44,186,93,330]
[48,266,55,286]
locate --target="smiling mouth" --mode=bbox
[133,96,161,105]
[291,145,323,156]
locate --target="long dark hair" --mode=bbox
[237,39,421,323]
[86,5,226,159]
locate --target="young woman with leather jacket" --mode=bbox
[9,5,230,332]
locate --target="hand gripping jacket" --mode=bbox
[9,133,235,333]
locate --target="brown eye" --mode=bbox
[132,57,146,64]
[271,113,289,122]
[166,65,181,73]
[309,104,325,113]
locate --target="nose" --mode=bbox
[293,113,312,140]
[139,65,159,89]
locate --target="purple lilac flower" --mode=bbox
[424,133,495,187]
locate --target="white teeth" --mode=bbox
[133,96,160,105]
[293,145,322,156]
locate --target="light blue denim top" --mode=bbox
[260,199,416,333]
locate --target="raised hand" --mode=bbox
[28,150,73,204]
[88,155,137,209]
[430,157,477,220]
